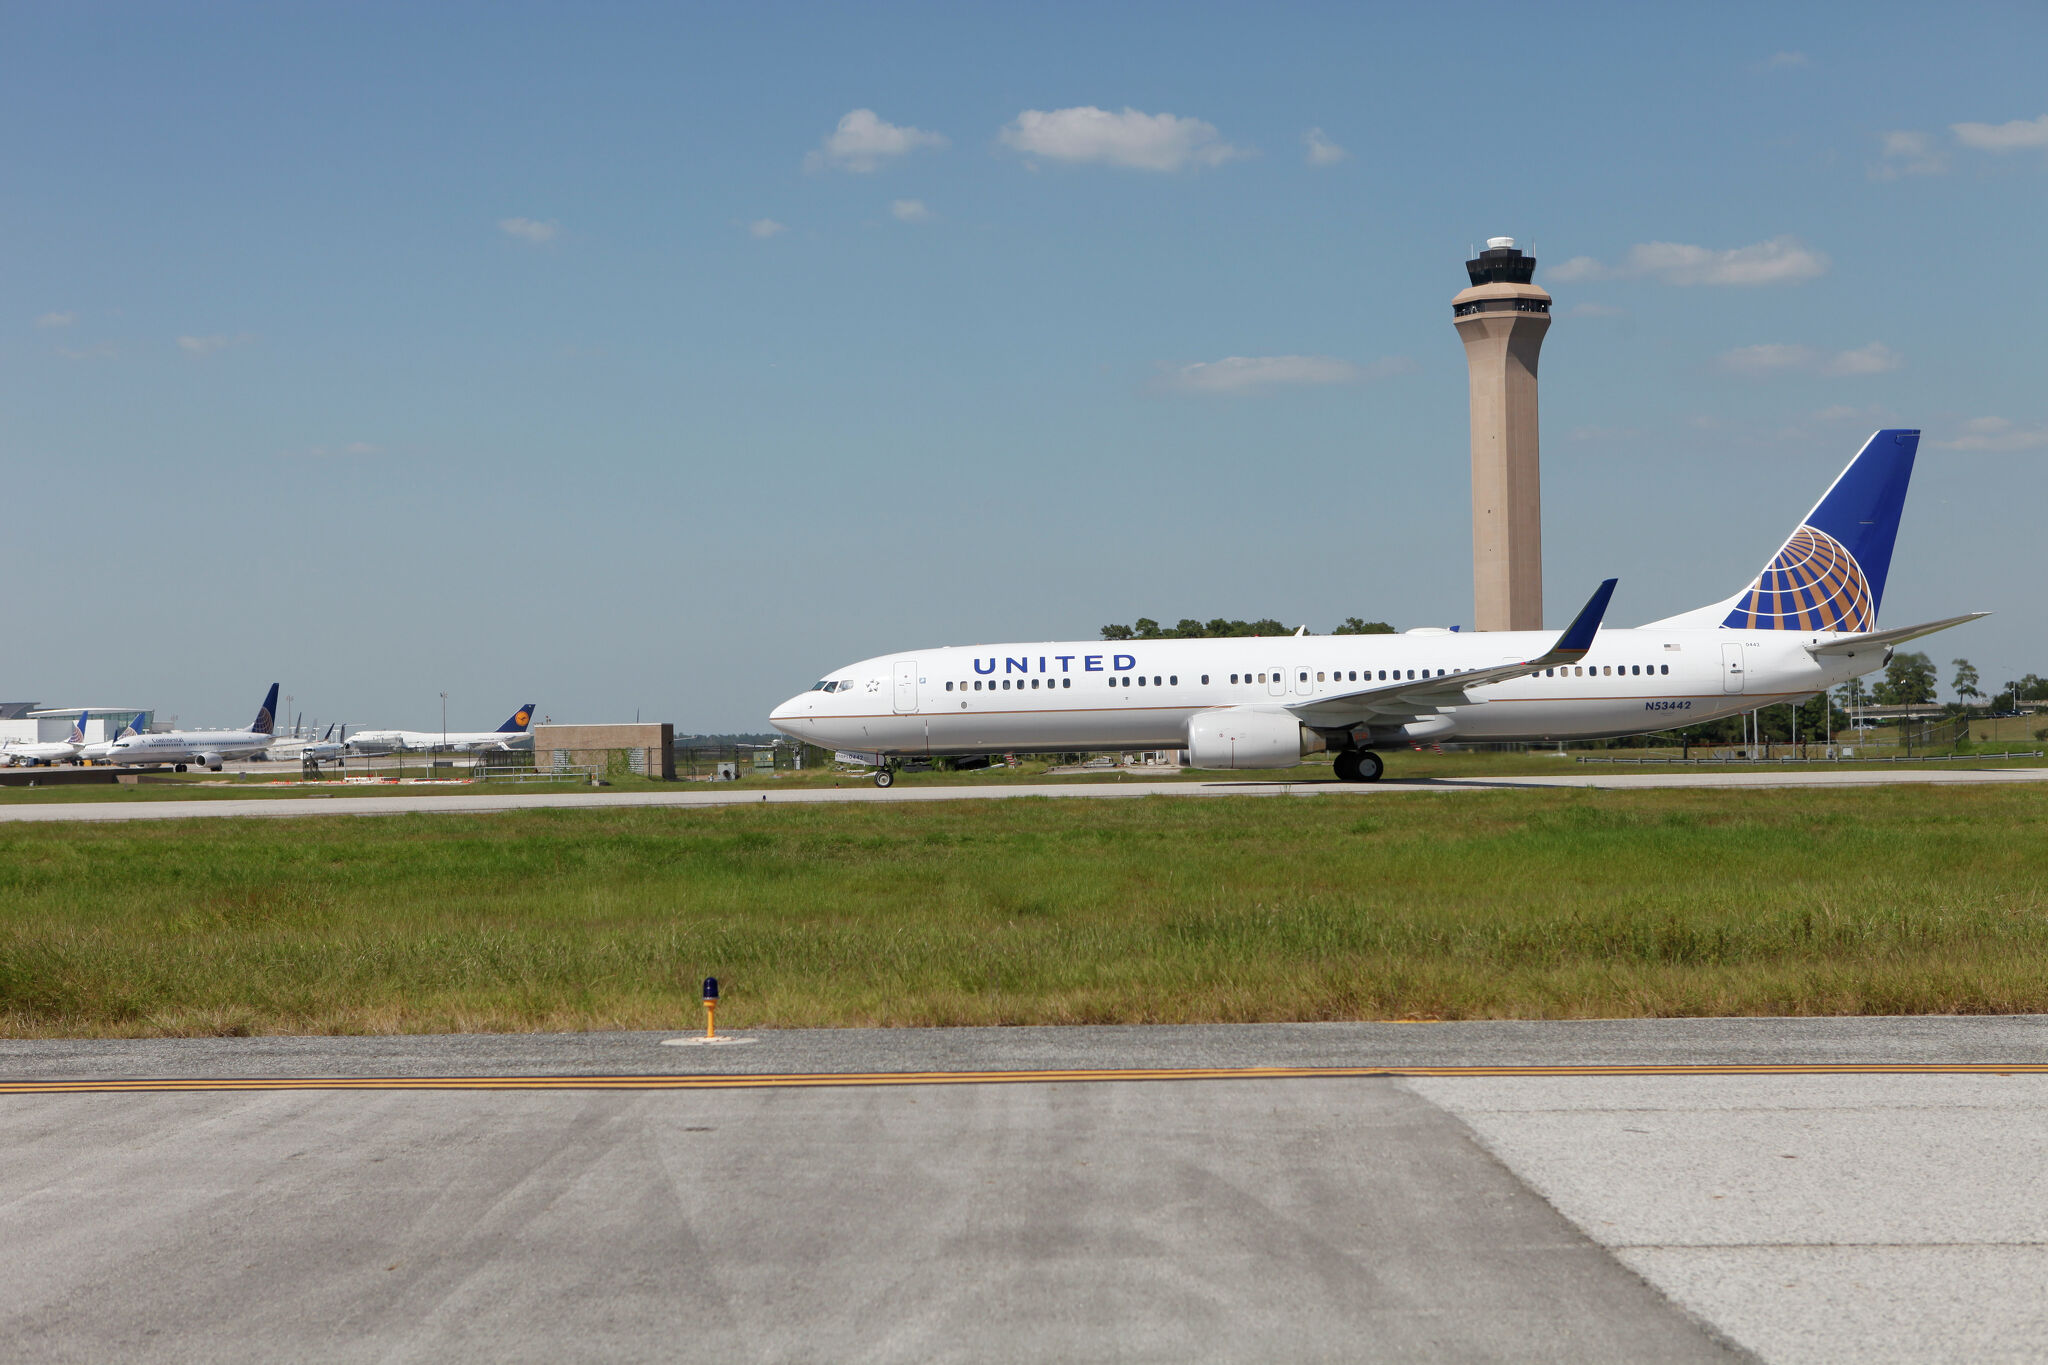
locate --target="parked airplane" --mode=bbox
[0,712,88,767]
[299,724,348,762]
[77,713,146,764]
[343,704,536,755]
[106,685,279,771]
[772,430,1985,785]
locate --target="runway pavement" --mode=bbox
[1,762,2043,822]
[4,1017,2046,1362]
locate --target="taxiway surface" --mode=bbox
[0,762,2042,823]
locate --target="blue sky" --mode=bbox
[4,2,2044,729]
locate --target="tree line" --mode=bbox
[1101,616,1395,640]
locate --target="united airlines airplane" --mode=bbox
[0,712,89,767]
[107,685,279,771]
[772,431,1985,786]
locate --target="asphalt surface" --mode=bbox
[6,1018,2048,1362]
[0,762,2042,822]
[7,1015,2048,1079]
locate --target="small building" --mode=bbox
[531,723,675,780]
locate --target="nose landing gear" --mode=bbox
[1332,750,1384,783]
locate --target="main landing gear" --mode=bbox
[1332,750,1384,784]
[873,765,896,789]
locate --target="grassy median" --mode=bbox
[3,785,2047,1035]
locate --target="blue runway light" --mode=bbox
[702,976,719,1002]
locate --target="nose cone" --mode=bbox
[768,694,806,735]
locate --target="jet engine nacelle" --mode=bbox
[1186,707,1327,770]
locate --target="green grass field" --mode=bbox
[4,785,2047,1037]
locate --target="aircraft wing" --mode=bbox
[1802,612,1990,658]
[1287,579,1617,727]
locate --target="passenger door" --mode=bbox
[893,660,920,714]
[1268,665,1287,698]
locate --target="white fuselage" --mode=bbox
[107,729,274,767]
[0,739,84,767]
[343,730,534,755]
[769,626,1867,758]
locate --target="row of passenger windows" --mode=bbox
[942,663,1672,694]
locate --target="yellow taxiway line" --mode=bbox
[5,1062,2048,1095]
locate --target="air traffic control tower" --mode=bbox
[1453,236,1550,631]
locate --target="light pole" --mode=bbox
[440,692,448,755]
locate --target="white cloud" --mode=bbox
[890,199,930,223]
[1718,341,1901,377]
[1303,127,1347,166]
[1548,236,1828,286]
[1164,354,1413,396]
[806,109,947,173]
[1823,342,1902,376]
[1760,50,1808,69]
[56,342,116,360]
[1940,417,2048,452]
[1951,114,2048,151]
[177,334,251,356]
[1874,130,1947,178]
[35,311,75,328]
[1719,343,1816,375]
[747,218,787,239]
[498,217,560,245]
[1001,106,1247,172]
[1546,256,1606,283]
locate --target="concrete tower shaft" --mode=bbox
[1454,237,1550,632]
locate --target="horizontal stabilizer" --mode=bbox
[1804,612,1990,658]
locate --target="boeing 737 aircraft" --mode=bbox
[77,713,146,763]
[106,685,279,771]
[344,704,536,756]
[772,430,1985,785]
[0,712,88,767]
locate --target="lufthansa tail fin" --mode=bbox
[497,704,537,734]
[251,684,279,736]
[1647,429,1919,631]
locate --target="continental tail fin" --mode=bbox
[1647,429,1918,631]
[497,704,536,734]
[251,684,279,735]
[67,711,88,745]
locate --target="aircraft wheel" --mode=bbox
[874,768,895,789]
[174,763,188,772]
[1355,751,1384,783]
[1332,751,1361,782]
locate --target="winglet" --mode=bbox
[1539,579,1617,665]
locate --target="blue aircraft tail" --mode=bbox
[68,711,88,745]
[497,704,537,734]
[1714,429,1918,632]
[251,684,279,735]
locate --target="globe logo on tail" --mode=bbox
[1722,525,1874,632]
